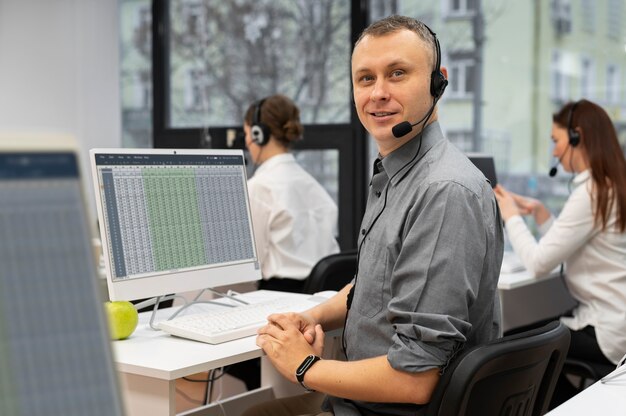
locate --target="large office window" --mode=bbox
[165,0,351,128]
[366,0,626,219]
[122,0,626,248]
[148,0,367,249]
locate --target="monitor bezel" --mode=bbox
[89,148,262,301]
[0,134,126,415]
[466,152,498,188]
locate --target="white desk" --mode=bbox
[546,366,626,415]
[113,290,323,416]
[498,266,577,333]
[114,266,578,415]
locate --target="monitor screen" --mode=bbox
[0,142,124,416]
[467,153,498,188]
[90,148,261,301]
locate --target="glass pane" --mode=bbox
[168,0,351,128]
[119,0,153,148]
[464,63,474,94]
[244,149,339,207]
[244,149,339,237]
[367,0,626,222]
[293,149,339,208]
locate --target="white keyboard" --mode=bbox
[158,296,313,344]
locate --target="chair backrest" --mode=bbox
[426,320,571,416]
[302,250,357,294]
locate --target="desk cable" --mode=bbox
[178,368,228,414]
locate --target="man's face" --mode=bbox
[351,30,434,154]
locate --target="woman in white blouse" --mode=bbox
[228,95,341,391]
[243,94,340,293]
[495,99,626,403]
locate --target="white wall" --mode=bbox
[0,0,121,221]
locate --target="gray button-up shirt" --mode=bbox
[326,121,503,416]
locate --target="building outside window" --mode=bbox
[446,0,476,17]
[120,0,152,148]
[447,56,475,99]
[581,57,594,100]
[120,0,626,250]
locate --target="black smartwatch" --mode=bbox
[295,354,321,392]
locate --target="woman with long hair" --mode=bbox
[495,99,626,404]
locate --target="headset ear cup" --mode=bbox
[250,98,271,146]
[430,71,448,99]
[569,129,580,147]
[567,101,580,147]
[251,123,271,146]
[250,125,264,145]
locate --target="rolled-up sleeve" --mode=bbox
[387,181,487,372]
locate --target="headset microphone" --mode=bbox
[549,158,561,177]
[392,112,432,138]
[550,101,581,178]
[392,121,413,138]
[549,145,571,177]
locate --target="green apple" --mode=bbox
[104,300,138,340]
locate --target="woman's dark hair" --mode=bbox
[244,94,303,148]
[553,99,626,232]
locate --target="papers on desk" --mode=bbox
[501,251,526,273]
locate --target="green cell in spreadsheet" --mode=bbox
[143,168,207,271]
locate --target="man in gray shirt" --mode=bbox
[248,15,503,416]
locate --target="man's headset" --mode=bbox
[391,23,448,138]
[549,100,580,177]
[250,98,271,146]
[427,25,448,99]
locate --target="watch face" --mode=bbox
[296,355,317,375]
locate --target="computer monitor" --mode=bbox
[467,153,498,188]
[0,134,125,416]
[89,148,261,301]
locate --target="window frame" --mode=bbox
[581,55,595,100]
[151,0,368,250]
[447,56,475,99]
[445,0,476,18]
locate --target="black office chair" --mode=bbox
[302,250,357,294]
[561,357,614,390]
[426,320,571,416]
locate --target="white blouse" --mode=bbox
[506,170,626,364]
[247,153,340,280]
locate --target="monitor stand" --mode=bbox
[133,288,250,330]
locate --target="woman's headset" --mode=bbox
[250,98,271,146]
[567,100,581,147]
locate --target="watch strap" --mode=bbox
[295,354,321,392]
